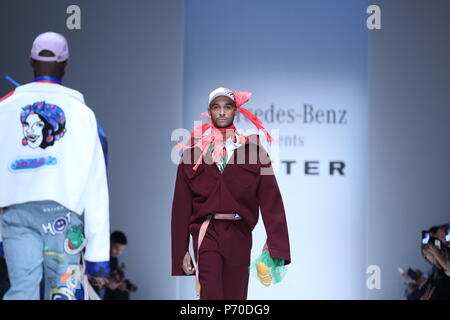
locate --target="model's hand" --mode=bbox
[182,251,196,275]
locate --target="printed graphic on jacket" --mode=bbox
[64,225,87,255]
[20,101,66,149]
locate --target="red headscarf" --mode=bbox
[176,90,273,170]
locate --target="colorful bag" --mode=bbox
[250,250,286,287]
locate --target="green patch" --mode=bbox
[50,258,64,265]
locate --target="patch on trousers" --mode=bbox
[60,265,82,291]
[64,225,87,255]
[44,251,66,265]
[49,257,64,265]
[42,212,72,235]
[44,251,66,258]
[49,286,76,300]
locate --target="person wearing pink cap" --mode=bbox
[171,88,291,300]
[0,32,110,300]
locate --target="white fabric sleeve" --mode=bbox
[0,208,3,242]
[83,113,110,265]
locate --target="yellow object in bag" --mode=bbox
[256,261,272,287]
[250,250,287,287]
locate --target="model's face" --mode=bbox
[208,96,237,128]
[110,242,126,258]
[23,113,45,148]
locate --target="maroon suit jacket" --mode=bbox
[171,134,291,276]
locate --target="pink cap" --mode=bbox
[30,32,69,62]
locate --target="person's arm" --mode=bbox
[83,114,110,278]
[420,282,436,300]
[171,162,194,276]
[257,151,291,265]
[426,245,448,273]
[445,257,450,277]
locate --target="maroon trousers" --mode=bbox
[189,218,252,300]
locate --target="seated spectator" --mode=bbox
[92,231,137,300]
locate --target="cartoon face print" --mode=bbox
[22,113,45,148]
[20,101,67,150]
[49,286,76,300]
[53,216,69,234]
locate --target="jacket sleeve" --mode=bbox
[1,91,14,256]
[171,162,194,276]
[257,152,291,265]
[97,122,108,167]
[83,114,110,277]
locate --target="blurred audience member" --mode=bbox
[93,231,137,300]
[417,224,450,300]
[0,256,10,299]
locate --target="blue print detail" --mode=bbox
[85,260,110,278]
[10,156,57,171]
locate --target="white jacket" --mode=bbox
[0,82,109,274]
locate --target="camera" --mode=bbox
[421,230,430,246]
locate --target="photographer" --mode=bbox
[419,224,450,300]
[424,224,450,277]
[400,268,427,300]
